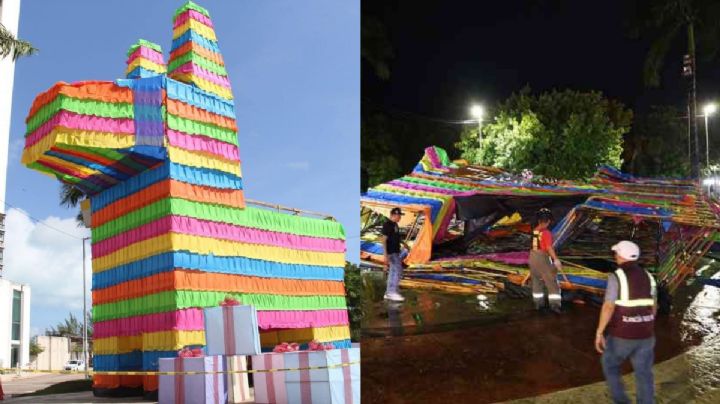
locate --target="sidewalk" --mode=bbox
[2,391,148,403]
[507,347,720,403]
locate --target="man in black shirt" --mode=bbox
[382,207,405,301]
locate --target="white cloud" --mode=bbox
[3,208,90,311]
[284,161,310,171]
[8,138,24,165]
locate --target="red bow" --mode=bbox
[178,347,204,357]
[308,340,334,351]
[220,296,241,306]
[273,342,300,353]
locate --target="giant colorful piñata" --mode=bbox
[361,146,720,296]
[22,1,350,396]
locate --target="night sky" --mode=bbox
[363,0,720,123]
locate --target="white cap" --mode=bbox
[611,240,640,261]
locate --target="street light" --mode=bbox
[703,103,717,166]
[470,104,484,146]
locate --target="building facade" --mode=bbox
[0,0,22,277]
[0,278,31,368]
[33,335,71,371]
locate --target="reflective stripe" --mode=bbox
[648,272,657,297]
[532,231,540,250]
[615,268,654,308]
[532,293,544,298]
[548,294,561,300]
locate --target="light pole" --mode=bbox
[470,104,484,147]
[703,103,717,166]
[82,236,89,380]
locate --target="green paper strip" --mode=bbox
[92,198,346,243]
[92,290,347,322]
[167,51,227,76]
[26,95,134,135]
[167,113,237,144]
[173,1,210,20]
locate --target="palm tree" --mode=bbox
[0,23,37,60]
[59,183,87,226]
[361,15,394,80]
[630,0,720,178]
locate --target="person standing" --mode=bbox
[595,240,657,404]
[382,207,405,302]
[528,208,563,313]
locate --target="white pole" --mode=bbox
[82,236,89,380]
[706,114,711,166]
[477,119,483,147]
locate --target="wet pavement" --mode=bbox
[360,261,720,403]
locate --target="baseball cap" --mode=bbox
[611,240,640,261]
[390,207,404,216]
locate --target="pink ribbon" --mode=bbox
[212,357,220,404]
[299,352,312,404]
[308,340,335,351]
[222,305,237,354]
[174,359,185,404]
[177,347,203,358]
[273,342,300,353]
[220,296,241,306]
[264,355,276,403]
[342,349,353,404]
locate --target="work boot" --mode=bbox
[550,306,563,315]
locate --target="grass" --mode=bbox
[15,379,92,397]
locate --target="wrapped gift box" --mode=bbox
[251,352,288,404]
[204,304,261,355]
[158,355,227,404]
[284,348,360,404]
[226,355,252,403]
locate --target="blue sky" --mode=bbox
[3,0,359,335]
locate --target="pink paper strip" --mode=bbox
[25,111,135,148]
[91,215,346,258]
[92,309,349,338]
[426,147,441,168]
[174,9,215,29]
[126,47,165,66]
[167,129,239,161]
[171,62,231,87]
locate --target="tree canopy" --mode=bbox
[455,88,632,179]
[623,105,690,177]
[45,312,92,338]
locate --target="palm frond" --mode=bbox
[59,183,85,208]
[643,21,682,87]
[0,23,37,61]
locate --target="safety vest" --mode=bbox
[608,265,656,339]
[531,230,550,252]
[531,230,542,251]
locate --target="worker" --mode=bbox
[529,208,563,313]
[595,240,656,404]
[382,207,405,302]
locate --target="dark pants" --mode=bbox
[528,250,560,309]
[601,335,655,404]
